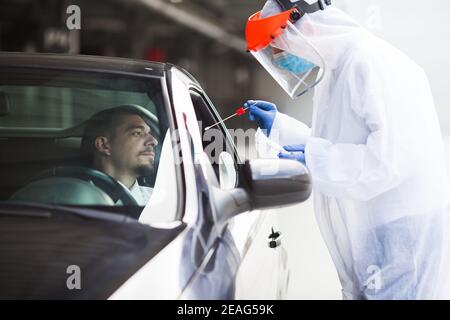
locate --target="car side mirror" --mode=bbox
[240,158,312,210]
[211,158,312,229]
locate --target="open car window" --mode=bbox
[189,89,239,188]
[0,67,178,220]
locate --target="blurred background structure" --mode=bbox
[1,0,449,299]
[1,0,449,136]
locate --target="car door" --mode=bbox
[109,68,234,300]
[180,76,289,299]
[113,67,307,300]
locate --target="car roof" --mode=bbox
[0,52,169,78]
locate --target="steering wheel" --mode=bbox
[28,166,138,206]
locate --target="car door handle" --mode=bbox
[268,227,282,249]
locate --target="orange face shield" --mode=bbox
[246,0,332,52]
[244,3,329,99]
[246,9,297,52]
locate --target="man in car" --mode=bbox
[80,105,158,206]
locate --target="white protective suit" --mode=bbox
[260,2,450,299]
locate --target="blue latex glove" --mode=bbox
[278,144,306,165]
[244,100,277,136]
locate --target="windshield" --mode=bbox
[0,67,176,217]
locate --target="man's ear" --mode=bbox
[94,136,112,156]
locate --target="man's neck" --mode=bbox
[95,162,136,189]
[112,174,136,190]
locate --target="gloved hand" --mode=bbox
[278,144,306,165]
[245,100,277,136]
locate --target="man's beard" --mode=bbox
[134,163,154,177]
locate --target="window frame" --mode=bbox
[0,65,186,222]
